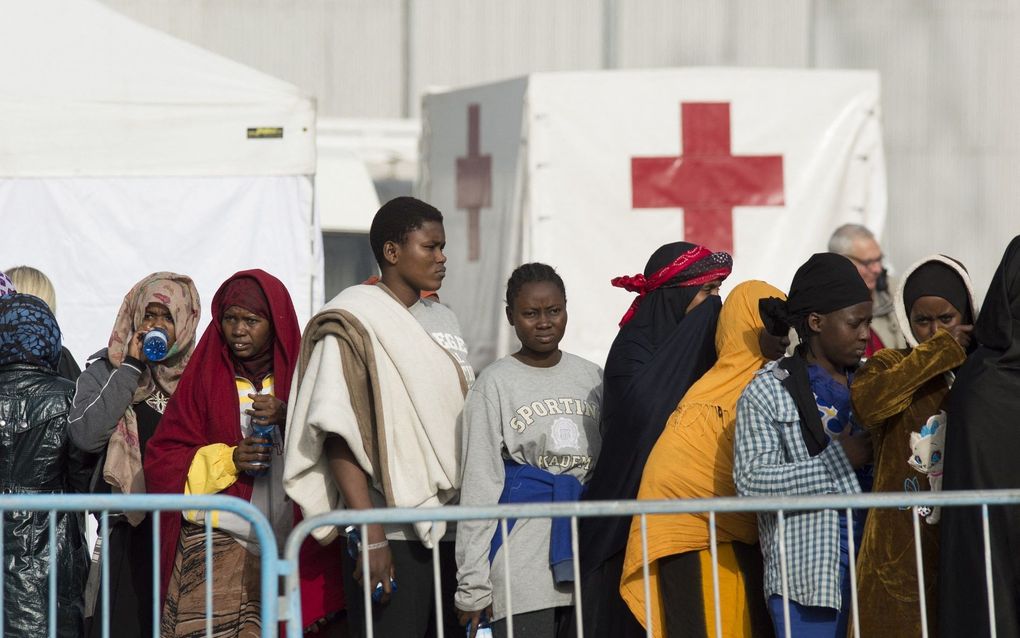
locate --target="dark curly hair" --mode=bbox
[369,197,444,267]
[506,262,566,310]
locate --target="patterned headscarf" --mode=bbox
[0,272,16,297]
[0,294,61,369]
[107,272,201,396]
[611,241,733,327]
[103,272,200,521]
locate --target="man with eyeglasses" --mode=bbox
[828,224,907,357]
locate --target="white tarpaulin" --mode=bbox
[0,0,321,364]
[0,177,317,360]
[420,68,886,368]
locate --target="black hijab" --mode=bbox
[939,236,1020,637]
[902,261,973,326]
[971,237,1020,364]
[603,242,733,399]
[580,241,730,574]
[615,241,732,340]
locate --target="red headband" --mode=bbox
[611,246,731,326]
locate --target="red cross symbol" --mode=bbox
[456,103,492,262]
[631,102,785,254]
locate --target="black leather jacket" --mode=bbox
[0,363,95,637]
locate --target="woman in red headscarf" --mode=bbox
[145,270,343,637]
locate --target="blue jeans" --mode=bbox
[767,512,862,637]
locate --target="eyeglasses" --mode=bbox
[846,254,884,269]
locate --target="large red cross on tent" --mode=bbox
[456,103,492,262]
[631,102,785,254]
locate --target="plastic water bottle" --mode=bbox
[142,328,169,362]
[345,525,398,603]
[246,421,275,477]
[467,612,492,637]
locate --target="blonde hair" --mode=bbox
[5,266,57,313]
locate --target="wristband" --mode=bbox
[364,540,389,551]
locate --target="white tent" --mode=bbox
[0,0,321,362]
[315,132,381,234]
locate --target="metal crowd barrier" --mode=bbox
[4,491,1018,638]
[0,494,280,638]
[283,489,1020,638]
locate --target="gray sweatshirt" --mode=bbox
[68,349,145,454]
[455,352,602,620]
[410,296,475,387]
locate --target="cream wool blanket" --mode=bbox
[283,284,467,546]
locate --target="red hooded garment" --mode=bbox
[144,269,344,624]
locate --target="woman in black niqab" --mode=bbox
[579,241,732,638]
[939,235,1020,638]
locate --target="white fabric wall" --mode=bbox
[0,176,318,367]
[421,70,886,368]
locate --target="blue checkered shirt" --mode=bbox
[733,362,861,611]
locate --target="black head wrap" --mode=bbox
[760,252,871,338]
[903,260,973,322]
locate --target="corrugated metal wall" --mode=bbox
[410,0,602,116]
[100,0,1020,301]
[614,0,810,67]
[102,0,407,116]
[812,0,1020,302]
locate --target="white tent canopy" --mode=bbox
[0,0,314,176]
[0,0,321,363]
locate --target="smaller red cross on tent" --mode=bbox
[631,102,785,254]
[456,103,492,262]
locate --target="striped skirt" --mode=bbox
[161,521,262,638]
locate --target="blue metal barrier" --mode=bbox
[6,490,1019,638]
[282,489,1020,638]
[0,494,281,638]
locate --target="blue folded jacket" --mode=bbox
[488,459,584,583]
